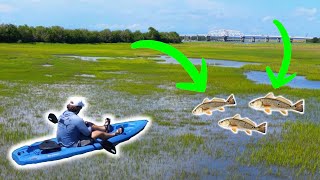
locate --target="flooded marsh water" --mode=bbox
[56,54,260,68]
[245,71,320,90]
[1,80,319,179]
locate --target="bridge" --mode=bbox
[180,29,312,43]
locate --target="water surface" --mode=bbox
[245,71,320,89]
[57,55,259,68]
[157,56,260,68]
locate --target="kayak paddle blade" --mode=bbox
[48,113,58,124]
[101,141,116,154]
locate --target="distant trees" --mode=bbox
[147,27,160,41]
[0,24,182,43]
[0,24,21,42]
[307,37,320,43]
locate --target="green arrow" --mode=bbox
[266,19,297,89]
[131,40,207,92]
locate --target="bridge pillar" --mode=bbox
[265,36,269,42]
[196,35,199,41]
[241,36,245,42]
[251,37,255,42]
[223,36,228,42]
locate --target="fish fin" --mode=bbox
[205,110,212,116]
[231,127,238,133]
[218,107,225,112]
[226,94,236,105]
[275,96,292,105]
[279,110,288,116]
[211,98,225,102]
[257,122,267,134]
[202,98,210,103]
[233,114,241,119]
[265,92,275,99]
[264,108,271,114]
[293,99,304,114]
[245,130,252,136]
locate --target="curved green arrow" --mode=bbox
[266,19,297,89]
[131,40,207,92]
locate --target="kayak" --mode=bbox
[12,120,148,165]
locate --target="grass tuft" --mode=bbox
[239,121,320,175]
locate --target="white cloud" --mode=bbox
[295,7,318,21]
[262,16,274,22]
[0,4,15,13]
[295,7,317,17]
[185,0,228,18]
[307,16,316,21]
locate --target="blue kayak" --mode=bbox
[12,120,148,165]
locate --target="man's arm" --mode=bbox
[75,118,92,137]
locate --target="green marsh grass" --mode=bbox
[0,42,319,178]
[239,121,320,175]
[179,120,211,126]
[0,43,319,98]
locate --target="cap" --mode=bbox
[68,98,85,107]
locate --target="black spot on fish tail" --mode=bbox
[257,122,267,134]
[226,94,236,105]
[293,99,304,113]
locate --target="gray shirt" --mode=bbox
[57,110,92,147]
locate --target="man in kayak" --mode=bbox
[57,98,123,147]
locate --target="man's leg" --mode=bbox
[91,124,107,132]
[91,131,116,141]
[86,118,110,132]
[91,127,123,141]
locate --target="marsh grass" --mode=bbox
[0,124,34,143]
[168,133,204,149]
[0,42,319,179]
[0,43,319,98]
[239,121,320,175]
[179,120,211,126]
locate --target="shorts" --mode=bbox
[73,134,93,147]
[73,139,94,147]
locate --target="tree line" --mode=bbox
[307,37,320,43]
[0,24,182,44]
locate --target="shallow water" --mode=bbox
[157,56,260,68]
[57,55,135,61]
[74,74,96,78]
[42,64,53,67]
[245,71,320,89]
[1,81,318,179]
[56,55,259,68]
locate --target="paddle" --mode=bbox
[100,141,116,154]
[47,113,117,154]
[48,113,58,124]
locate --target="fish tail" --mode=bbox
[293,99,304,114]
[226,94,236,105]
[257,122,267,134]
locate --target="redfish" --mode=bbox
[218,114,267,136]
[192,94,236,116]
[249,92,304,116]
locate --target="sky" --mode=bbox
[0,0,319,37]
